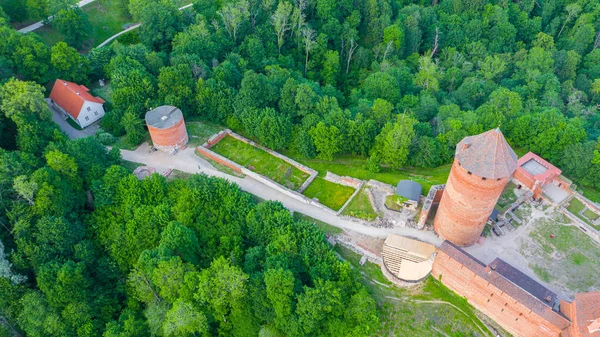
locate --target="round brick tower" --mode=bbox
[434,128,517,246]
[145,106,188,153]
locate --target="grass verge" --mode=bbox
[293,212,343,236]
[342,187,378,221]
[211,135,309,190]
[302,177,355,211]
[186,119,223,147]
[580,185,600,204]
[284,152,450,196]
[496,181,517,212]
[196,150,245,178]
[384,194,406,211]
[66,117,83,130]
[334,244,494,336]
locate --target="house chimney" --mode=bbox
[76,91,80,95]
[63,81,67,85]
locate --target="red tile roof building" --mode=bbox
[433,241,600,337]
[49,79,106,128]
[561,292,600,337]
[513,152,572,201]
[434,128,518,246]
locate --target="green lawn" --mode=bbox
[580,185,600,204]
[341,187,378,221]
[185,119,223,147]
[525,218,600,293]
[566,198,594,226]
[284,152,450,196]
[385,194,406,211]
[195,149,245,178]
[333,244,495,337]
[293,212,343,236]
[211,135,309,190]
[495,181,517,212]
[302,177,356,211]
[35,0,133,50]
[583,208,600,221]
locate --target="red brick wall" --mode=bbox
[206,131,228,148]
[148,118,189,148]
[196,147,242,173]
[433,189,444,203]
[514,168,536,191]
[434,159,510,246]
[432,251,570,337]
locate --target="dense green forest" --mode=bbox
[0,81,377,336]
[2,0,600,188]
[1,0,600,335]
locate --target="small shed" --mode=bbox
[396,180,422,204]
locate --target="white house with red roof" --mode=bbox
[49,79,106,129]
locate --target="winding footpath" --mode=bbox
[96,3,194,48]
[18,0,96,33]
[119,143,443,244]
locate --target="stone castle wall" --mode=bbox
[432,250,571,337]
[434,158,510,246]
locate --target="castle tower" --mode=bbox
[434,128,517,246]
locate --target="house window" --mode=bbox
[87,107,91,112]
[85,116,89,121]
[94,111,99,116]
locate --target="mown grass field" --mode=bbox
[341,187,378,221]
[285,152,450,196]
[302,177,355,211]
[211,135,309,190]
[334,245,498,337]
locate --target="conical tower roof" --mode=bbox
[455,128,517,179]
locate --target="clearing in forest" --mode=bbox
[302,177,355,211]
[211,135,309,190]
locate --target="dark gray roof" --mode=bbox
[455,128,518,179]
[396,180,422,202]
[438,241,569,328]
[489,209,499,221]
[490,258,557,307]
[145,106,184,129]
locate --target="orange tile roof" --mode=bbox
[49,79,105,119]
[455,128,518,179]
[572,292,600,337]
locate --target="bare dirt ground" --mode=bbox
[466,199,600,300]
